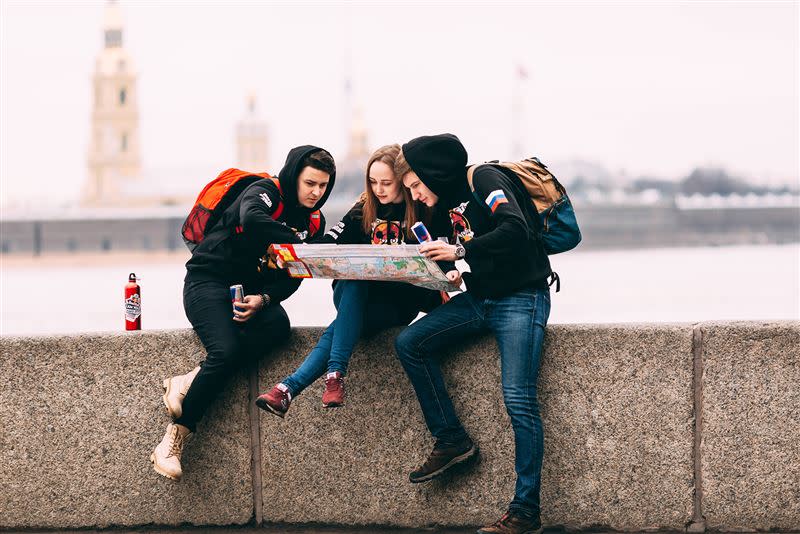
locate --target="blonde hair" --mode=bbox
[393,148,412,179]
[361,144,425,239]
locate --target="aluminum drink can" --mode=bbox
[411,221,432,243]
[230,284,244,314]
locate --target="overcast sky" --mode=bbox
[1,0,798,207]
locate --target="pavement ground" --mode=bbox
[0,527,698,534]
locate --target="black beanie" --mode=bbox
[402,133,468,199]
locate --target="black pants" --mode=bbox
[176,278,291,431]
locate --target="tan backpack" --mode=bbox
[466,156,581,254]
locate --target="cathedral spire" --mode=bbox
[103,1,124,48]
[236,93,269,172]
[83,1,141,207]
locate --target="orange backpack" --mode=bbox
[181,168,321,252]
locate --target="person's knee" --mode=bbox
[502,384,539,416]
[204,338,243,370]
[274,309,291,337]
[394,327,419,360]
[263,305,291,341]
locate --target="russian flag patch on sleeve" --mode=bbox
[485,189,509,213]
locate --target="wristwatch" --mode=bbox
[455,244,466,259]
[260,293,271,308]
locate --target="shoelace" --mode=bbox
[485,513,513,533]
[325,377,342,392]
[269,389,289,407]
[420,447,445,471]
[168,427,186,459]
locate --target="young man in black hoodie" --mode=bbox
[150,145,335,481]
[394,134,552,534]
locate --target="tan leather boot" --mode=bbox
[150,423,191,481]
[162,366,200,419]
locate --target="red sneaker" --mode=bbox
[255,383,291,418]
[322,372,345,408]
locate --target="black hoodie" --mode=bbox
[185,145,335,302]
[402,133,551,298]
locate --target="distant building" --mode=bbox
[341,104,370,175]
[336,70,371,194]
[236,94,269,172]
[83,1,141,207]
[80,2,218,208]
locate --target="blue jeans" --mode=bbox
[283,280,411,396]
[394,288,551,518]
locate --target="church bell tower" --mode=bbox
[236,94,269,172]
[84,1,141,206]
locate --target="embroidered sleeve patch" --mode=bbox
[325,221,345,240]
[485,189,508,213]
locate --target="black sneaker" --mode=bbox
[477,510,542,534]
[409,438,478,483]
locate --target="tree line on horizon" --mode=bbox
[572,167,798,198]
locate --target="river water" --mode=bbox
[1,244,798,336]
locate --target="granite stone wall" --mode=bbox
[0,331,253,528]
[699,322,800,531]
[0,322,797,531]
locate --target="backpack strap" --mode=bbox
[548,271,561,293]
[466,164,492,214]
[308,210,322,236]
[466,164,484,192]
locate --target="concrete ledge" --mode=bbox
[0,331,254,528]
[259,325,694,530]
[1,322,798,531]
[539,324,694,528]
[700,322,800,530]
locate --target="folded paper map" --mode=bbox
[271,244,456,292]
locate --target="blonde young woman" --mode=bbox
[256,144,455,415]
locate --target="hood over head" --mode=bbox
[277,145,336,212]
[401,133,468,201]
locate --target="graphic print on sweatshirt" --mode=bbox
[449,201,474,242]
[371,219,404,245]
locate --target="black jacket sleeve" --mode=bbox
[239,180,300,246]
[261,272,302,303]
[258,209,325,301]
[316,201,366,245]
[239,180,319,301]
[463,166,530,259]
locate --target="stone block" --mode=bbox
[540,324,694,529]
[701,322,800,530]
[259,324,694,530]
[0,330,254,529]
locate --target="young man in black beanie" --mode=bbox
[394,133,552,534]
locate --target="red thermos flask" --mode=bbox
[124,273,142,330]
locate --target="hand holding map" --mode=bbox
[269,244,459,292]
